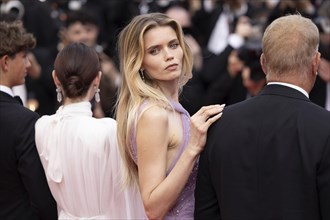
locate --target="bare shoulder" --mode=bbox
[137,104,170,149]
[140,104,168,122]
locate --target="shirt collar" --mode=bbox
[267,82,309,98]
[0,85,14,97]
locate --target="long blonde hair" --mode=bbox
[115,13,193,186]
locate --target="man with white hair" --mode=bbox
[195,14,330,220]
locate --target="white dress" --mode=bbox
[35,101,146,219]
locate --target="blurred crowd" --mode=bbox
[1,0,329,117]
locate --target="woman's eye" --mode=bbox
[150,48,159,55]
[170,43,179,49]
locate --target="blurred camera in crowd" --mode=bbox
[237,41,262,67]
[0,0,25,20]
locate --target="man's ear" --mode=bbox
[0,55,10,72]
[260,53,267,75]
[52,70,62,88]
[312,52,321,76]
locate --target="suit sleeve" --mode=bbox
[194,143,221,219]
[203,69,237,106]
[15,113,58,220]
[318,136,330,220]
[200,45,233,85]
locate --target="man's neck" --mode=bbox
[267,82,309,98]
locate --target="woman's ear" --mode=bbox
[52,70,62,88]
[93,71,102,88]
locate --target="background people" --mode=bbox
[310,0,330,111]
[0,20,57,220]
[195,14,330,220]
[204,42,266,106]
[165,4,205,115]
[35,42,145,219]
[115,13,224,219]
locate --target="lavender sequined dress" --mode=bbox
[130,100,198,219]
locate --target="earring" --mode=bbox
[56,88,62,102]
[139,69,145,81]
[94,87,100,103]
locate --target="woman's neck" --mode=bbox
[157,80,180,102]
[63,96,89,106]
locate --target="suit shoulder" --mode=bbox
[8,105,39,124]
[301,101,330,117]
[304,102,330,126]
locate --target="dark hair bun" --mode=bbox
[54,42,100,99]
[66,75,85,97]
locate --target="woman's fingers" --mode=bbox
[206,112,223,127]
[197,104,225,122]
[188,104,225,153]
[206,104,225,117]
[191,104,225,132]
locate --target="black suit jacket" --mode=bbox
[195,85,330,220]
[0,91,57,220]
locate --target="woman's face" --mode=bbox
[142,26,183,84]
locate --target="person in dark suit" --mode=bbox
[310,42,330,110]
[195,14,330,220]
[0,20,57,220]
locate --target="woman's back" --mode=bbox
[36,102,144,219]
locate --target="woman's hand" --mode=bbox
[188,104,225,155]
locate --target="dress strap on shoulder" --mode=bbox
[166,100,191,175]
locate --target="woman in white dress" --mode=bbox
[35,42,145,219]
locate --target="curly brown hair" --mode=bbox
[0,20,36,58]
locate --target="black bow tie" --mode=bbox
[14,96,23,105]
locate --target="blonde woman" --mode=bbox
[115,13,224,219]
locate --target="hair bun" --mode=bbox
[66,75,85,97]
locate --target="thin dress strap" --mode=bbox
[166,100,190,175]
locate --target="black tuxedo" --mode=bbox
[0,91,57,220]
[195,85,330,220]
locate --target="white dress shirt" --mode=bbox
[207,3,247,55]
[12,84,27,106]
[0,85,14,97]
[268,82,309,98]
[35,101,146,219]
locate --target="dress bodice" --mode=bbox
[130,100,198,219]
